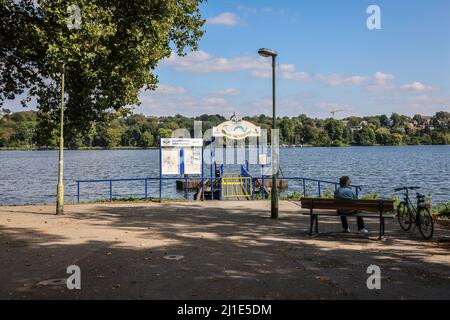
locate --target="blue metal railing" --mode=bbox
[280,177,360,198]
[76,177,208,203]
[75,175,361,203]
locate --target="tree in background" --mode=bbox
[375,127,392,145]
[354,126,376,146]
[324,119,344,145]
[1,110,449,149]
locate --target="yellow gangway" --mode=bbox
[221,176,253,199]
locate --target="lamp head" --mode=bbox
[258,48,278,58]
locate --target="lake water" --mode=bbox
[0,146,449,205]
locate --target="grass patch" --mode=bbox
[68,196,189,205]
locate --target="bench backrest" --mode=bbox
[300,198,395,213]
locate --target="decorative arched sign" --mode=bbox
[212,114,261,140]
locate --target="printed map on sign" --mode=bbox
[184,148,202,174]
[161,148,180,175]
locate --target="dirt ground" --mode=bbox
[0,200,449,300]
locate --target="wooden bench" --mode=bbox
[300,198,395,239]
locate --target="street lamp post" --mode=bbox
[258,48,278,219]
[56,64,65,215]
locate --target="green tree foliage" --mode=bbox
[324,119,344,145]
[354,126,376,146]
[375,127,392,145]
[0,0,206,139]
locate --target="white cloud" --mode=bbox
[155,84,187,95]
[401,82,433,92]
[237,5,258,14]
[207,12,240,26]
[316,73,368,86]
[316,71,397,88]
[163,51,310,81]
[261,6,286,14]
[202,97,227,106]
[410,95,449,104]
[216,88,241,96]
[373,71,395,86]
[138,91,235,116]
[396,95,450,115]
[365,72,397,92]
[163,50,267,73]
[237,5,285,15]
[279,64,310,81]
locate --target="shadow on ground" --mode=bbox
[0,201,449,300]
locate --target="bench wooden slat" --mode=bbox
[301,211,395,218]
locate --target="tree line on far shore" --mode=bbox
[0,109,449,149]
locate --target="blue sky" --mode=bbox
[7,0,450,118]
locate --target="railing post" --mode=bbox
[159,145,162,203]
[109,180,113,202]
[144,179,148,199]
[210,137,213,201]
[201,145,205,201]
[252,178,255,200]
[77,181,80,203]
[185,175,188,200]
[261,173,265,200]
[318,181,321,198]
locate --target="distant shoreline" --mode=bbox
[0,144,448,151]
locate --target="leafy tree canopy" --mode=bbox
[0,0,205,137]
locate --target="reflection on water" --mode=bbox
[0,146,449,205]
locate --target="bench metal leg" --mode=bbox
[315,216,319,234]
[309,215,319,235]
[379,217,384,239]
[309,215,315,235]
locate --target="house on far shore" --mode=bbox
[413,115,433,130]
[421,115,433,124]
[348,120,368,132]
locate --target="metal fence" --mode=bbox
[76,175,361,203]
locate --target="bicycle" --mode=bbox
[395,187,434,240]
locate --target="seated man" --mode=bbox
[334,176,369,234]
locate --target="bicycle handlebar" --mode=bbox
[394,186,420,192]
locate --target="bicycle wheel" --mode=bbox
[397,202,412,231]
[418,207,434,240]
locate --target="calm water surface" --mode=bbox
[0,146,448,205]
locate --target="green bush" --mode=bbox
[434,202,450,218]
[360,193,380,200]
[320,188,335,199]
[285,191,302,201]
[389,195,402,211]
